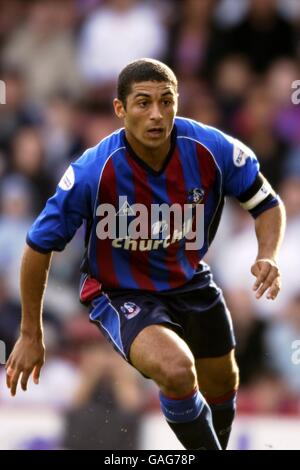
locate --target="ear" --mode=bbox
[113,98,126,119]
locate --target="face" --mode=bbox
[114,81,178,155]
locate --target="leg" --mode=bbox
[160,270,238,450]
[196,349,239,449]
[130,324,196,397]
[130,324,221,450]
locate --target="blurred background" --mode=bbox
[0,0,300,450]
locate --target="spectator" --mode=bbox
[77,0,167,89]
[2,0,81,104]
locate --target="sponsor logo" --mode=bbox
[151,220,169,236]
[96,196,205,250]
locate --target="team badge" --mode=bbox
[120,302,141,319]
[187,188,204,206]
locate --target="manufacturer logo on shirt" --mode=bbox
[116,200,135,216]
[120,302,141,319]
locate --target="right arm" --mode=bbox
[6,244,52,396]
[6,152,97,396]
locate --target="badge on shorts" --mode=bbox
[120,302,141,319]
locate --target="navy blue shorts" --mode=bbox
[89,264,236,362]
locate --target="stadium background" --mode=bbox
[0,0,299,450]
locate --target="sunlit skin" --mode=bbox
[113,81,178,172]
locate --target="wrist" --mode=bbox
[256,243,279,263]
[256,253,278,263]
[20,326,43,341]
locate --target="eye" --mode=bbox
[162,99,172,106]
[138,101,148,108]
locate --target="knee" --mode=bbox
[198,358,240,398]
[160,356,197,397]
[217,362,239,394]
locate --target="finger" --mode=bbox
[33,364,42,385]
[256,274,276,298]
[256,270,279,299]
[267,279,281,300]
[9,369,22,397]
[252,264,270,291]
[21,369,32,392]
[252,263,270,288]
[6,365,14,389]
[5,356,11,370]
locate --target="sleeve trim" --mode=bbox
[26,235,54,254]
[249,196,280,219]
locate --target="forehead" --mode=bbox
[129,81,176,98]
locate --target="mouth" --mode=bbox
[146,127,164,138]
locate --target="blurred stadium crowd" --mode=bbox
[0,0,300,450]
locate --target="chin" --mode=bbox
[146,139,163,147]
[145,135,167,147]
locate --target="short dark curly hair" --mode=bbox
[117,58,178,106]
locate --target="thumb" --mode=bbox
[251,261,263,290]
[251,261,261,277]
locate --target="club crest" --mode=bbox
[120,301,141,319]
[187,188,204,206]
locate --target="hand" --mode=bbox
[5,334,45,397]
[251,258,281,300]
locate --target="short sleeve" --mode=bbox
[218,132,260,198]
[27,153,93,253]
[217,131,279,218]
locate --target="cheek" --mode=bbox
[166,105,176,118]
[166,111,176,128]
[128,115,144,132]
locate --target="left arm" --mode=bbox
[217,130,286,300]
[251,203,286,300]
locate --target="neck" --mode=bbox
[125,130,172,172]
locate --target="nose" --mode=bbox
[150,103,163,121]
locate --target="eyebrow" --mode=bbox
[133,91,174,100]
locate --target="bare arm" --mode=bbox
[6,244,52,396]
[251,203,286,300]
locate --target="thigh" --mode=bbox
[89,290,183,362]
[165,287,236,359]
[129,323,195,389]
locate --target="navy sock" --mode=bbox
[159,388,221,450]
[208,391,237,450]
